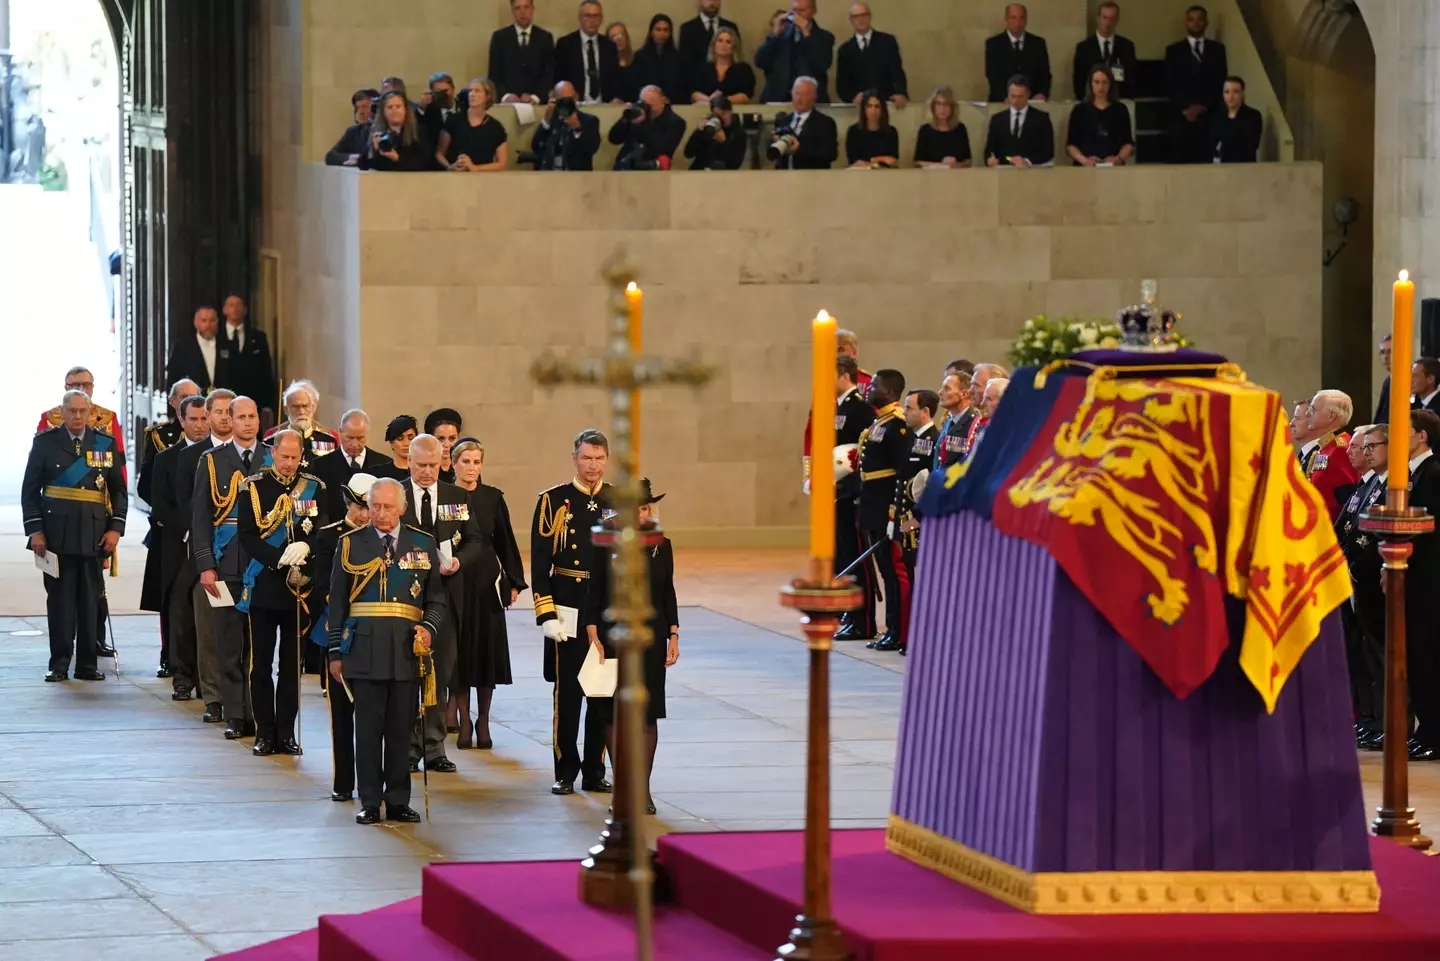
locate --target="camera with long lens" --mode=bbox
[703,116,723,133]
[622,100,647,122]
[554,96,578,120]
[376,131,396,153]
[617,145,661,171]
[766,118,798,162]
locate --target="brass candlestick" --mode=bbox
[531,254,713,961]
[1359,493,1433,851]
[776,559,861,961]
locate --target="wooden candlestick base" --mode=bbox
[775,573,862,961]
[1359,502,1434,852]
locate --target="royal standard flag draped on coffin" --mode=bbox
[926,357,1351,712]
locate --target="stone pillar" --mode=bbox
[1357,0,1440,374]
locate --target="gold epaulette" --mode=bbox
[146,425,168,452]
[299,471,326,489]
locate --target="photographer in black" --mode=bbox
[325,88,381,167]
[608,85,685,170]
[767,75,838,169]
[526,81,602,170]
[420,72,461,146]
[360,91,435,171]
[683,93,746,170]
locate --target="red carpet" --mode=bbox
[214,830,1440,961]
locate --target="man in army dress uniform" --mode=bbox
[1335,424,1384,750]
[264,380,340,468]
[934,371,974,470]
[531,429,613,796]
[328,478,448,824]
[237,430,329,757]
[802,330,873,493]
[193,396,265,741]
[23,390,128,682]
[1298,389,1360,520]
[36,366,125,659]
[139,378,201,678]
[889,389,938,654]
[832,355,878,641]
[856,370,910,652]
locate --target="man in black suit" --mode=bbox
[1399,410,1440,761]
[609,85,686,169]
[1412,357,1440,414]
[1164,4,1227,163]
[529,82,602,169]
[1073,1,1137,100]
[678,0,739,68]
[835,2,908,106]
[985,3,1051,102]
[165,306,222,394]
[151,395,211,701]
[985,75,1053,166]
[401,434,483,774]
[310,409,394,523]
[1373,334,1392,424]
[325,89,379,166]
[756,0,835,103]
[771,76,838,169]
[184,389,234,723]
[218,295,278,424]
[138,378,201,679]
[420,73,461,148]
[490,0,556,104]
[555,0,622,105]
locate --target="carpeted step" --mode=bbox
[421,858,770,960]
[318,901,473,961]
[210,928,319,961]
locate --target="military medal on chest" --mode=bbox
[301,517,313,535]
[410,578,422,599]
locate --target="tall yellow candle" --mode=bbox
[810,310,837,563]
[626,282,643,472]
[1389,270,1415,490]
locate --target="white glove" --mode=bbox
[543,619,569,643]
[802,478,811,496]
[886,521,896,540]
[278,542,311,567]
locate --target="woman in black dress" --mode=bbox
[424,408,462,484]
[360,91,433,170]
[629,13,689,106]
[845,90,900,167]
[690,27,756,104]
[607,22,640,103]
[1211,76,1263,164]
[436,77,509,171]
[382,414,417,480]
[912,85,971,168]
[582,480,680,815]
[445,437,526,750]
[1065,65,1134,166]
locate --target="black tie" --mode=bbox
[708,18,716,40]
[1013,39,1021,54]
[585,39,599,97]
[241,449,252,474]
[1012,111,1021,138]
[382,533,394,560]
[859,35,867,51]
[73,437,82,456]
[1194,40,1203,61]
[1103,40,1111,61]
[350,456,358,469]
[520,29,529,47]
[421,489,433,531]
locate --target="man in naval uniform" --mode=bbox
[23,389,128,682]
[193,396,265,741]
[832,354,878,641]
[400,434,481,774]
[36,365,125,659]
[328,478,448,824]
[263,380,339,468]
[890,388,938,654]
[856,370,910,652]
[139,378,201,679]
[237,430,328,757]
[531,428,613,796]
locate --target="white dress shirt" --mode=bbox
[855,29,874,50]
[1010,106,1029,135]
[346,449,367,469]
[411,480,438,516]
[1418,388,1440,408]
[225,322,245,352]
[198,334,216,384]
[1190,36,1205,58]
[1008,31,1026,50]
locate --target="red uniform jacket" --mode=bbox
[802,368,873,479]
[1302,431,1360,521]
[37,404,127,483]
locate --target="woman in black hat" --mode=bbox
[381,415,418,479]
[445,437,527,749]
[582,478,680,815]
[423,408,463,484]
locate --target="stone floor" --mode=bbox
[0,549,1436,960]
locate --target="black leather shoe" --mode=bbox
[475,739,493,751]
[409,758,421,773]
[171,690,194,701]
[1358,730,1383,751]
[95,644,116,658]
[252,738,275,756]
[356,807,381,824]
[386,805,422,823]
[833,623,876,642]
[551,780,575,796]
[202,704,225,723]
[1409,743,1440,762]
[873,635,903,652]
[426,757,457,773]
[331,791,353,802]
[899,646,908,656]
[74,670,106,681]
[44,670,67,683]
[156,665,172,679]
[276,738,303,756]
[646,800,658,815]
[581,778,613,794]
[224,720,249,740]
[865,631,891,650]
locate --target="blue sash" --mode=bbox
[237,476,319,613]
[212,505,240,566]
[51,432,113,490]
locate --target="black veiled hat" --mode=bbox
[384,414,418,442]
[640,477,665,505]
[424,407,463,436]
